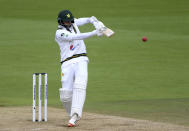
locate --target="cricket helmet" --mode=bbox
[57,10,74,25]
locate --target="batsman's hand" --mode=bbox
[96,29,103,37]
[94,21,106,32]
[93,21,104,29]
[91,19,107,37]
[89,16,98,24]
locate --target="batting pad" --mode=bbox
[71,84,86,118]
[59,88,72,116]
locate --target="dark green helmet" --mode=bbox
[57,10,74,25]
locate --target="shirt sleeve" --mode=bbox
[74,18,91,27]
[56,30,97,42]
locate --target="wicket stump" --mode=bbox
[33,73,47,122]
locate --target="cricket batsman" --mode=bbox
[55,10,106,127]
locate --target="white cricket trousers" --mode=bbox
[61,60,88,118]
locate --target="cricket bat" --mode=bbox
[103,27,115,37]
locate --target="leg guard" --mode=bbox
[59,88,72,116]
[70,61,88,118]
[70,82,86,118]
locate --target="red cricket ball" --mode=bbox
[142,37,147,42]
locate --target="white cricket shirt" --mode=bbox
[55,18,97,66]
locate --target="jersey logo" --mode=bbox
[70,44,79,51]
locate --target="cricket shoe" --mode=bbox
[68,113,79,127]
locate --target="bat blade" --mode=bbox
[103,28,115,37]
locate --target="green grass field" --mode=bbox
[0,0,189,126]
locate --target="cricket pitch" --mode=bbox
[0,107,188,131]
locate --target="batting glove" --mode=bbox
[89,16,98,24]
[96,29,103,37]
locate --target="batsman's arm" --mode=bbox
[74,18,90,26]
[74,16,98,27]
[56,30,100,42]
